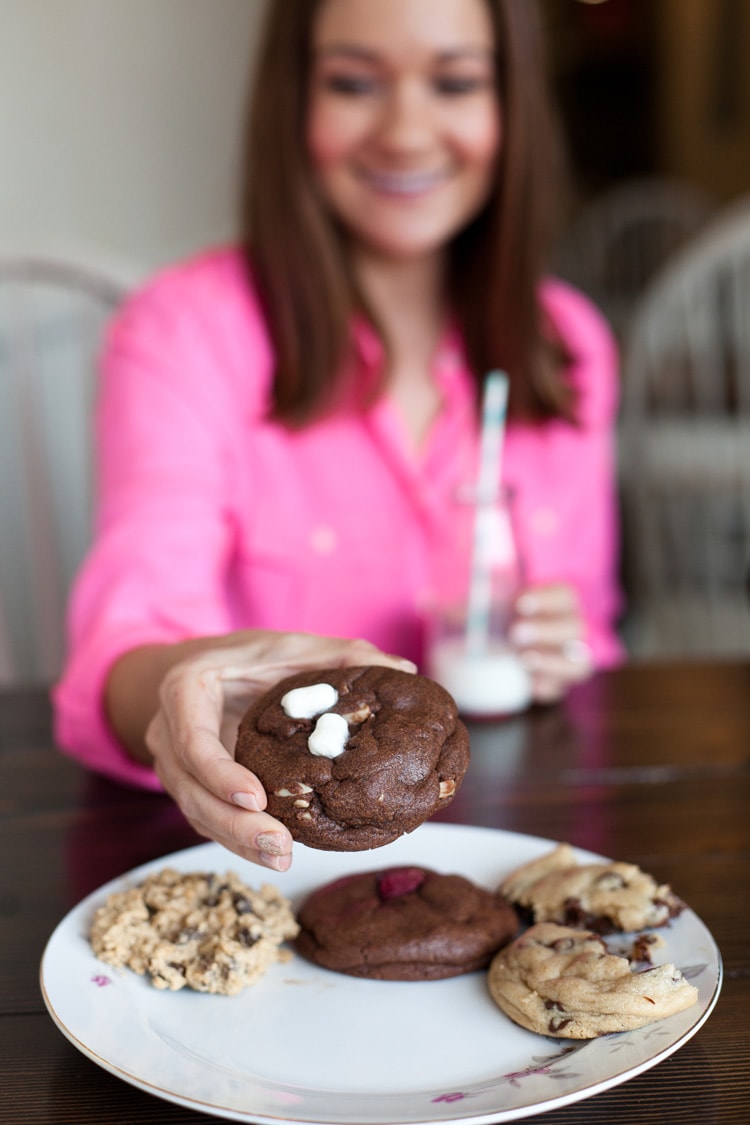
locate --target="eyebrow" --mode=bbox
[313,44,494,63]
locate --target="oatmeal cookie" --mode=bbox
[487,922,698,1038]
[294,865,519,980]
[235,666,470,851]
[89,868,299,995]
[500,844,685,933]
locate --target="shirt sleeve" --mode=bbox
[52,253,269,787]
[509,280,625,668]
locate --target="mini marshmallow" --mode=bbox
[280,682,339,720]
[308,712,349,759]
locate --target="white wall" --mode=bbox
[0,0,267,283]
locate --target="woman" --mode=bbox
[54,0,623,870]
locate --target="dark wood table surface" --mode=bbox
[2,661,749,1124]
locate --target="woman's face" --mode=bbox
[307,0,501,266]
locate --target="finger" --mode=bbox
[526,669,567,704]
[561,638,594,668]
[186,799,294,872]
[515,584,579,617]
[148,714,293,869]
[153,666,267,810]
[218,635,416,693]
[178,797,294,872]
[509,615,582,650]
[521,644,593,688]
[335,637,417,673]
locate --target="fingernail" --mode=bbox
[509,621,537,645]
[232,791,261,812]
[255,831,288,856]
[385,654,417,673]
[562,638,593,666]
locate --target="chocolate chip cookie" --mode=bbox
[235,666,470,851]
[89,868,299,995]
[500,844,685,934]
[487,921,698,1038]
[294,865,519,980]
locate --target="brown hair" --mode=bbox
[240,0,573,425]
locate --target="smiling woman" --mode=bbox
[305,0,501,450]
[247,0,571,428]
[53,0,624,873]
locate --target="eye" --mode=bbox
[322,73,378,97]
[433,74,493,96]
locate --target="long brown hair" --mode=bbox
[240,0,573,425]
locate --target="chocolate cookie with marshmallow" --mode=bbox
[235,666,470,851]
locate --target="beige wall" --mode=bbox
[0,0,268,282]
[656,0,750,202]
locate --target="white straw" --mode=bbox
[465,371,509,656]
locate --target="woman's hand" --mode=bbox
[143,632,416,871]
[508,583,593,703]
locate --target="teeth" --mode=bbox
[364,170,444,196]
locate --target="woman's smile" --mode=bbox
[356,166,451,199]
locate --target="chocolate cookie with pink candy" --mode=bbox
[294,865,519,980]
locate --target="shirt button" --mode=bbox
[531,508,559,536]
[310,526,338,554]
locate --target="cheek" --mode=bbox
[306,107,336,172]
[459,107,502,168]
[306,102,360,173]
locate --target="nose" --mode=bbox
[376,79,435,154]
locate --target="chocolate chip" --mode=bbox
[630,934,657,963]
[233,893,254,914]
[595,871,626,890]
[562,897,587,926]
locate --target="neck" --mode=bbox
[352,249,447,365]
[350,248,450,452]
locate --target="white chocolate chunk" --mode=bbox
[308,712,349,758]
[341,704,371,723]
[274,783,313,798]
[280,683,338,719]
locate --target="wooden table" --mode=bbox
[2,662,749,1124]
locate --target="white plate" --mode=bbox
[40,823,721,1125]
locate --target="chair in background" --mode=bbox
[554,176,716,342]
[0,258,126,685]
[617,194,750,658]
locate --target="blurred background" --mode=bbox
[545,0,750,205]
[1,0,749,682]
[0,0,265,279]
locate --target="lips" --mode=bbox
[359,168,448,197]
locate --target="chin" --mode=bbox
[357,222,455,262]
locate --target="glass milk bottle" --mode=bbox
[425,488,531,720]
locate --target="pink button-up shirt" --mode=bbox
[53,248,623,788]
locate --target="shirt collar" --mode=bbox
[350,316,470,395]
